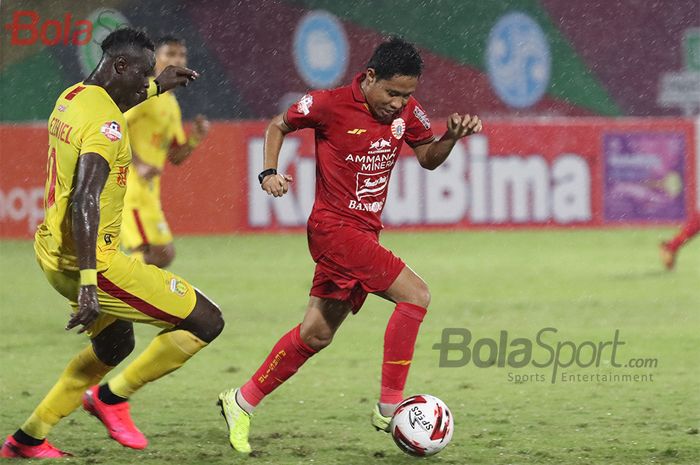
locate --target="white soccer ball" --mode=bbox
[390,394,454,457]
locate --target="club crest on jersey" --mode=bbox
[356,169,389,200]
[296,94,313,115]
[169,278,188,297]
[391,117,405,139]
[413,106,431,129]
[100,121,122,142]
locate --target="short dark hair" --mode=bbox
[101,27,155,56]
[155,35,185,49]
[367,37,423,80]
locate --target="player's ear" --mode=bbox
[114,56,128,75]
[366,68,377,85]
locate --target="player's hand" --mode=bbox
[445,113,482,140]
[155,65,199,92]
[193,114,210,140]
[135,160,161,181]
[262,173,294,197]
[67,285,100,334]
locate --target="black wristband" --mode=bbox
[154,79,162,96]
[258,168,277,184]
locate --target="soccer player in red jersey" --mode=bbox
[660,210,700,269]
[217,37,482,453]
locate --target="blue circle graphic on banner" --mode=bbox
[486,12,551,108]
[293,11,349,89]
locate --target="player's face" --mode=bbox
[363,69,418,123]
[155,43,187,75]
[116,49,155,109]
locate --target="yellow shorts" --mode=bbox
[121,201,173,250]
[38,251,196,338]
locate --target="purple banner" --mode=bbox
[603,133,686,221]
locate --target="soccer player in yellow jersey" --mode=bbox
[1,28,225,459]
[122,35,210,267]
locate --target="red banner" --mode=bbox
[0,119,696,238]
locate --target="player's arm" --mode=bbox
[67,153,110,333]
[260,113,295,197]
[168,114,210,165]
[413,114,482,170]
[131,150,161,180]
[131,65,200,110]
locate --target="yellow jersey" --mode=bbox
[35,83,131,271]
[124,91,186,202]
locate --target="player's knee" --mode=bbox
[410,282,431,308]
[300,326,334,351]
[178,293,224,343]
[92,327,135,366]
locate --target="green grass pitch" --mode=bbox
[0,229,698,464]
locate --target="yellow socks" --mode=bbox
[21,345,112,439]
[108,330,207,399]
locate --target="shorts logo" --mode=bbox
[57,105,67,112]
[296,94,313,115]
[356,169,389,200]
[413,106,431,129]
[100,121,122,142]
[391,117,405,139]
[169,278,188,297]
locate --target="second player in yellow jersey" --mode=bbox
[122,35,210,267]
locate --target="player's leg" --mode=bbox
[81,253,224,449]
[371,265,430,429]
[218,296,353,453]
[2,316,132,458]
[660,211,700,269]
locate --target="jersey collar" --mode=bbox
[351,73,367,103]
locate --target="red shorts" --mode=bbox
[307,223,405,313]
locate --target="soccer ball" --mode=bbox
[390,395,454,457]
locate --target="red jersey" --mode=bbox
[285,73,434,232]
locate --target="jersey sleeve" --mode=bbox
[79,118,125,167]
[405,99,435,148]
[284,90,330,130]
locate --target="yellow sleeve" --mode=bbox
[172,99,187,146]
[79,119,125,167]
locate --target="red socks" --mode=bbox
[240,324,316,407]
[380,302,427,405]
[239,303,427,409]
[667,212,700,252]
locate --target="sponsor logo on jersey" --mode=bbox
[100,121,122,142]
[356,169,390,200]
[368,137,392,155]
[296,94,313,115]
[413,106,431,129]
[391,117,405,139]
